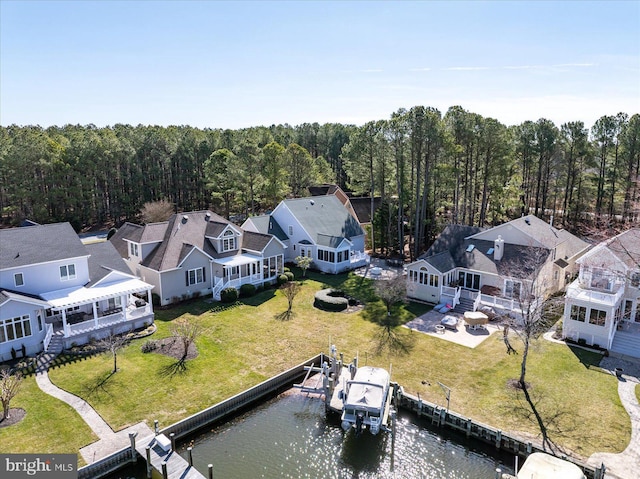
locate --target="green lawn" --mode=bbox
[2,270,630,460]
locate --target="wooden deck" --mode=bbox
[136,434,205,479]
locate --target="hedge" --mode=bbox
[220,287,239,303]
[314,288,349,312]
[239,283,256,298]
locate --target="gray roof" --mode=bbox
[0,222,88,270]
[0,291,8,304]
[109,223,144,257]
[349,197,382,224]
[242,231,274,252]
[316,234,347,248]
[245,215,288,241]
[605,228,640,269]
[424,251,457,273]
[282,195,364,242]
[422,224,485,258]
[85,241,134,287]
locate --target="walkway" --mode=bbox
[35,352,152,464]
[587,357,640,479]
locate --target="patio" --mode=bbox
[404,308,500,348]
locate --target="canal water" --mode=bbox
[177,391,516,479]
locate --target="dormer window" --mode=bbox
[60,264,76,281]
[221,230,236,252]
[14,273,24,287]
[129,242,139,257]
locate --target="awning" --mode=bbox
[41,278,152,309]
[215,254,262,268]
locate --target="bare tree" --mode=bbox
[98,333,129,374]
[170,319,202,362]
[140,199,174,223]
[374,275,407,317]
[497,247,565,452]
[279,281,301,320]
[0,369,22,421]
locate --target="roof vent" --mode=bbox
[205,212,211,220]
[310,200,315,205]
[524,217,530,225]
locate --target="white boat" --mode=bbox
[515,453,586,479]
[340,366,392,435]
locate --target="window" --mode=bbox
[222,230,236,252]
[129,242,139,257]
[631,272,640,288]
[409,270,417,282]
[288,225,293,236]
[0,315,32,343]
[337,251,349,262]
[570,305,586,322]
[589,308,607,326]
[37,312,43,331]
[14,273,24,287]
[186,267,206,285]
[504,279,522,299]
[60,264,76,281]
[429,274,439,288]
[318,249,335,262]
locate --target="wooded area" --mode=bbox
[1,106,638,258]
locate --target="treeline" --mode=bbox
[1,106,638,258]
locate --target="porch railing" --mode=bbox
[566,282,625,307]
[43,323,54,351]
[67,306,153,337]
[350,251,370,265]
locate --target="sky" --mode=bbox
[1,0,639,130]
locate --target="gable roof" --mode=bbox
[579,228,640,272]
[242,231,277,252]
[85,241,135,287]
[423,224,486,258]
[243,215,288,241]
[0,222,88,270]
[349,197,382,224]
[282,195,364,242]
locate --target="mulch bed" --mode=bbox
[148,337,198,361]
[0,408,26,429]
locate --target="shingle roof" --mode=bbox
[424,251,457,273]
[244,215,288,241]
[316,234,348,248]
[109,223,144,257]
[606,228,640,269]
[422,224,485,258]
[282,195,364,241]
[349,197,382,224]
[0,223,88,270]
[242,231,274,252]
[85,241,133,287]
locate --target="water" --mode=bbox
[178,391,515,479]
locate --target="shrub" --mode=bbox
[151,293,161,306]
[220,287,239,303]
[240,283,256,298]
[141,340,157,353]
[277,274,289,285]
[284,266,291,273]
[314,288,349,312]
[285,271,295,281]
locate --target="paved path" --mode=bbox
[35,353,152,464]
[587,357,640,479]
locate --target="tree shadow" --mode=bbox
[81,370,116,397]
[362,301,416,356]
[158,359,188,378]
[275,310,294,321]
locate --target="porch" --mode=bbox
[212,254,283,300]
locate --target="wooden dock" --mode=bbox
[136,434,205,479]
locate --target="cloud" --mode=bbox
[444,66,490,71]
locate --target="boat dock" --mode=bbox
[135,433,205,479]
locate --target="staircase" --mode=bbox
[610,330,640,359]
[36,330,64,374]
[452,297,475,314]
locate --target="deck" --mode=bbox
[135,434,205,479]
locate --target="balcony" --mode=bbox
[566,281,625,307]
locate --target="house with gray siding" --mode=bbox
[406,217,589,314]
[243,195,369,274]
[0,223,154,360]
[110,210,286,305]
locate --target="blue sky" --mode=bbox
[1,1,639,129]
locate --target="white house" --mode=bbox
[406,217,590,313]
[562,228,640,357]
[110,210,286,305]
[243,195,369,274]
[0,223,154,360]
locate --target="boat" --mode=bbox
[340,365,392,435]
[501,452,586,479]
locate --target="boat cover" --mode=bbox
[517,453,586,479]
[344,366,390,413]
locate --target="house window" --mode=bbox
[221,230,236,252]
[631,272,640,288]
[129,242,139,257]
[60,264,76,281]
[318,249,335,262]
[504,280,522,299]
[37,312,43,331]
[108,296,122,310]
[0,315,32,343]
[589,308,607,326]
[589,267,613,291]
[288,225,293,236]
[409,270,417,282]
[337,251,349,262]
[187,267,206,285]
[570,305,586,322]
[459,271,480,290]
[14,273,24,287]
[429,274,439,287]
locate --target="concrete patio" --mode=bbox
[404,308,500,348]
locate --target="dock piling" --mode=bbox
[154,420,159,435]
[161,461,168,479]
[145,446,152,479]
[170,432,176,452]
[187,447,193,467]
[495,467,502,479]
[208,463,213,479]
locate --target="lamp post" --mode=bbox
[437,381,451,412]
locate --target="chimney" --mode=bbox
[494,235,504,261]
[549,215,554,227]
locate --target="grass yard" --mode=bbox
[4,269,630,460]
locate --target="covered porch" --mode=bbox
[41,278,154,341]
[212,253,283,299]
